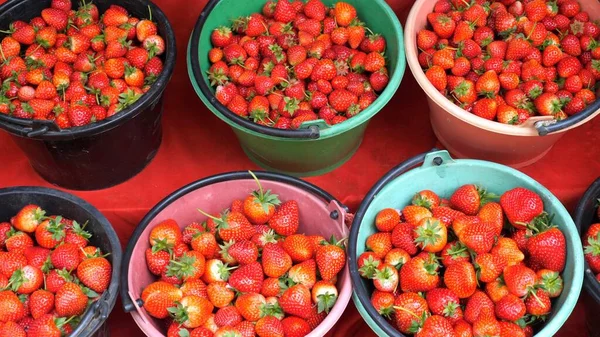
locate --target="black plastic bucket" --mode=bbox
[574,177,600,337]
[0,0,176,191]
[0,186,122,337]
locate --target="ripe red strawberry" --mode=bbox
[261,243,292,278]
[444,261,477,299]
[417,30,438,50]
[450,184,493,215]
[77,257,112,293]
[229,261,264,293]
[283,234,314,263]
[503,264,537,297]
[427,13,456,39]
[329,89,358,113]
[400,256,439,293]
[41,8,68,30]
[13,205,44,233]
[393,292,429,334]
[268,200,299,236]
[347,24,365,49]
[29,289,54,319]
[51,242,80,271]
[315,236,346,281]
[13,25,36,45]
[303,0,326,21]
[102,7,129,27]
[55,282,88,316]
[524,288,551,317]
[334,2,357,27]
[458,220,496,254]
[274,0,296,23]
[527,225,566,272]
[279,284,312,319]
[0,290,26,324]
[500,187,544,228]
[426,65,447,91]
[392,223,417,255]
[211,26,233,48]
[426,288,462,322]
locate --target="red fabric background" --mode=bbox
[0,0,599,335]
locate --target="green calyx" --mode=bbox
[414,218,443,249]
[248,170,281,214]
[316,292,338,314]
[585,232,600,256]
[166,254,198,280]
[260,302,284,319]
[359,256,380,279]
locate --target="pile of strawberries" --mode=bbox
[141,174,347,337]
[418,0,600,124]
[583,198,600,282]
[358,185,567,336]
[0,0,165,128]
[0,205,112,336]
[208,0,390,130]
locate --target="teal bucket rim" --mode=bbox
[187,0,406,141]
[347,150,584,337]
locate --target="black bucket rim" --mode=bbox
[0,186,122,337]
[0,0,176,141]
[120,170,347,313]
[575,177,600,303]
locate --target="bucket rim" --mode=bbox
[187,0,406,141]
[575,177,600,304]
[404,0,600,138]
[0,185,122,337]
[0,0,177,140]
[348,150,584,337]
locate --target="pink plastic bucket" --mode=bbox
[405,0,600,168]
[120,171,352,336]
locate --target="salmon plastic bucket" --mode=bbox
[120,171,352,336]
[348,150,584,337]
[405,0,600,168]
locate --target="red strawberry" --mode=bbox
[229,261,264,293]
[315,236,346,281]
[500,187,544,228]
[279,284,312,319]
[347,24,365,49]
[527,225,566,272]
[268,200,299,236]
[41,8,68,30]
[262,243,292,278]
[400,256,439,293]
[450,184,493,215]
[274,0,296,23]
[334,2,357,27]
[427,13,456,39]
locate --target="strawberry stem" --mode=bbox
[197,208,220,221]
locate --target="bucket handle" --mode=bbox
[189,0,320,139]
[121,171,348,313]
[535,97,600,135]
[0,114,63,137]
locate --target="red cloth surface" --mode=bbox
[0,0,599,336]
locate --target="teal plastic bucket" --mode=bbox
[348,150,584,337]
[187,0,405,176]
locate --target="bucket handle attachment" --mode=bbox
[535,97,600,136]
[189,0,320,139]
[0,114,62,137]
[121,171,348,313]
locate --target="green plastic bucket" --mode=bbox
[347,150,584,337]
[187,0,405,176]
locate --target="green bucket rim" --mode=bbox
[187,0,406,141]
[347,150,585,337]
